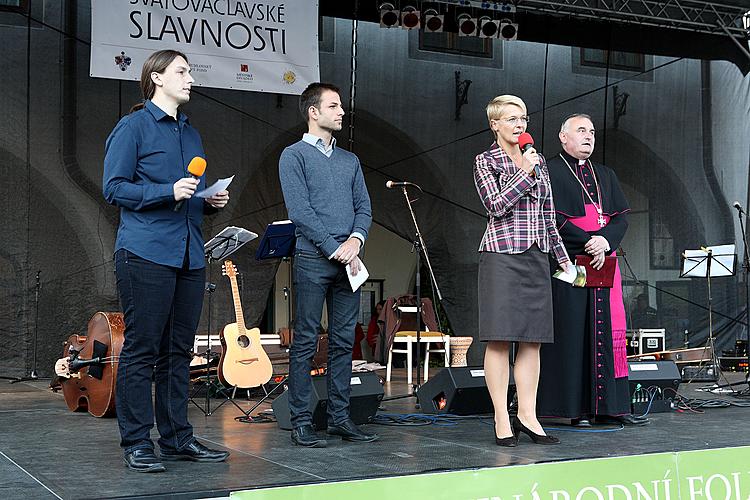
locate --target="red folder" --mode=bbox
[575,255,617,288]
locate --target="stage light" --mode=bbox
[401,5,420,30]
[379,2,400,28]
[457,14,478,37]
[423,8,444,33]
[499,19,518,41]
[479,16,499,38]
[487,2,516,14]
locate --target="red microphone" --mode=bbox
[517,132,540,178]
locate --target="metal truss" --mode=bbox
[515,0,748,37]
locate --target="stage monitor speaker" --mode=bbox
[272,371,384,430]
[417,366,512,415]
[627,360,681,414]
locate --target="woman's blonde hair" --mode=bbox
[486,95,527,122]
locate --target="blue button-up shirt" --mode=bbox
[103,100,209,269]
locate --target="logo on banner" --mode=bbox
[114,51,132,71]
[282,70,296,85]
[236,64,254,82]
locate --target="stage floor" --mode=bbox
[2,369,750,500]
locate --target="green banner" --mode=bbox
[232,446,750,500]
[677,447,750,500]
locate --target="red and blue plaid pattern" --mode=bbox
[473,142,569,264]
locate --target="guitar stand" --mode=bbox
[188,281,246,416]
[234,376,288,423]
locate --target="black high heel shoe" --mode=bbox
[512,417,560,445]
[495,434,518,447]
[494,424,518,447]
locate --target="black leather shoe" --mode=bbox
[597,414,650,426]
[291,424,327,448]
[124,449,166,473]
[512,417,560,445]
[327,419,379,443]
[571,418,592,428]
[160,440,230,462]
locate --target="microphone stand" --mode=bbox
[737,207,750,391]
[6,271,42,383]
[399,185,444,396]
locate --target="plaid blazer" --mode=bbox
[473,142,569,264]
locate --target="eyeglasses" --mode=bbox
[496,116,529,125]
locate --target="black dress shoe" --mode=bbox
[291,424,327,448]
[124,449,166,473]
[571,418,592,428]
[327,419,379,443]
[512,417,560,445]
[160,440,230,462]
[597,414,650,426]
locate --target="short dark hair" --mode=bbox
[299,82,341,121]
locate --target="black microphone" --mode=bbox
[386,180,423,191]
[734,201,744,214]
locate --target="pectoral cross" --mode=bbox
[597,214,606,227]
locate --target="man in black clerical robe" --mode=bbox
[537,114,648,426]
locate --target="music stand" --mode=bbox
[234,221,296,423]
[189,226,257,416]
[680,244,736,382]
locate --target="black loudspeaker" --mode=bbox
[417,366,511,415]
[627,360,681,414]
[272,371,384,430]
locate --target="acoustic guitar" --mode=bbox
[218,260,273,388]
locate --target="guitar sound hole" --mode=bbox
[237,335,250,348]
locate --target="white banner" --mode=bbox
[90,0,320,95]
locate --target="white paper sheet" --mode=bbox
[346,260,369,292]
[195,175,234,199]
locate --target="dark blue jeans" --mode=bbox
[114,249,205,454]
[289,250,361,428]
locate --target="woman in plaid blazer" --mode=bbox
[473,95,571,447]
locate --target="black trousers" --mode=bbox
[114,249,205,454]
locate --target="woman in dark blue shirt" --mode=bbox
[103,49,230,473]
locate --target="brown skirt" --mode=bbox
[478,245,554,343]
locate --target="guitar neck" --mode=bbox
[227,274,246,332]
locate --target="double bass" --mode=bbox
[54,312,125,417]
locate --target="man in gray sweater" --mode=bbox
[278,82,376,447]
